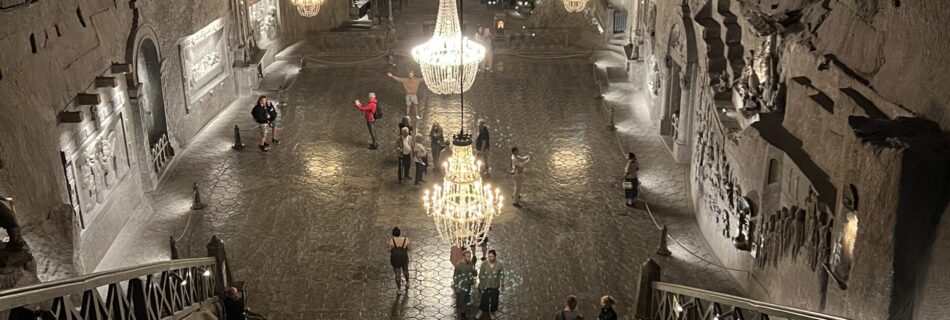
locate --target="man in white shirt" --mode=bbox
[510,147,531,208]
[395,127,414,183]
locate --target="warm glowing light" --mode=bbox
[563,0,587,12]
[291,0,324,17]
[842,213,858,258]
[423,137,503,248]
[411,0,485,94]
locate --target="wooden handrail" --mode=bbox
[0,257,215,310]
[654,282,850,320]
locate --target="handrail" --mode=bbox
[0,257,215,311]
[654,282,850,320]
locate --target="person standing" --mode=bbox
[510,147,532,208]
[479,27,495,72]
[476,250,504,320]
[251,96,272,153]
[453,250,478,319]
[354,93,379,149]
[395,127,414,183]
[388,227,412,293]
[399,116,414,136]
[429,122,445,173]
[413,133,428,186]
[223,287,265,320]
[556,295,583,320]
[265,98,281,145]
[475,119,491,175]
[624,152,640,206]
[597,295,618,320]
[387,70,425,120]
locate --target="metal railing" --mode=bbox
[316,30,390,52]
[634,260,850,320]
[0,258,217,320]
[150,134,174,174]
[505,28,572,50]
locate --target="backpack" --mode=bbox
[374,103,383,120]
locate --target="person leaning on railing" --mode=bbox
[224,287,266,320]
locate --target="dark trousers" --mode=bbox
[479,288,500,313]
[625,178,639,205]
[415,162,426,184]
[366,121,378,146]
[398,154,412,181]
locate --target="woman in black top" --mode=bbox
[598,295,618,320]
[388,227,412,294]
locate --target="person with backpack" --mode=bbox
[388,227,412,294]
[556,295,584,320]
[354,92,381,149]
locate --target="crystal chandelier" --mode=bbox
[411,0,485,94]
[563,0,587,12]
[291,0,324,17]
[422,12,502,246]
[424,135,503,248]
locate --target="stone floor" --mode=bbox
[98,52,739,319]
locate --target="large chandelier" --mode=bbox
[411,0,485,94]
[292,0,324,17]
[563,0,587,12]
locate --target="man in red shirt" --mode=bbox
[354,92,380,149]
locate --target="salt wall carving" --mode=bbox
[733,35,785,117]
[693,101,837,276]
[179,18,230,106]
[61,97,133,228]
[249,0,280,48]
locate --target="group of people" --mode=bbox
[251,95,281,153]
[555,295,619,320]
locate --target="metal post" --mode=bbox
[232,125,244,150]
[206,236,232,295]
[635,259,661,320]
[388,0,394,30]
[656,225,672,256]
[191,183,207,210]
[169,236,180,259]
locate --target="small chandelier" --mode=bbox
[424,134,503,248]
[563,0,587,12]
[292,0,324,17]
[411,0,485,94]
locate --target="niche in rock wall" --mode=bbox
[829,184,858,289]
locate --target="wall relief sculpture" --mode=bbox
[250,0,280,48]
[734,35,785,116]
[179,18,230,106]
[63,112,132,228]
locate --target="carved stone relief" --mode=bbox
[734,35,785,116]
[67,113,132,227]
[250,0,280,48]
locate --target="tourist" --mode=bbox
[475,119,491,175]
[353,92,379,149]
[556,295,583,320]
[510,147,532,208]
[477,249,504,320]
[429,122,445,173]
[251,96,273,153]
[224,287,265,320]
[598,295,618,320]
[453,249,478,319]
[624,152,640,206]
[479,27,495,72]
[396,127,414,183]
[413,133,428,186]
[265,98,280,145]
[387,70,425,120]
[388,227,412,293]
[399,115,414,136]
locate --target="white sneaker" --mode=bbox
[416,115,421,119]
[476,311,483,319]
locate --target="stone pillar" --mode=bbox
[635,259,661,320]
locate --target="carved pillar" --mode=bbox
[635,259,661,319]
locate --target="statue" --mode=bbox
[791,207,806,259]
[0,199,25,250]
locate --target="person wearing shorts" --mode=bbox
[251,96,273,153]
[388,227,412,294]
[387,70,425,120]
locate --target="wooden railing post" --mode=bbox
[206,236,231,295]
[635,259,661,320]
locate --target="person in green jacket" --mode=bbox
[477,249,504,319]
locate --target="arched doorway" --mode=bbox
[135,39,169,147]
[658,8,697,163]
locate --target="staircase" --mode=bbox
[0,237,237,320]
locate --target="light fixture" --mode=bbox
[291,0,325,17]
[563,0,587,12]
[200,267,212,277]
[422,18,502,248]
[169,273,188,286]
[411,0,485,94]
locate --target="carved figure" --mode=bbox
[791,207,806,259]
[0,200,25,250]
[80,162,98,208]
[816,214,834,272]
